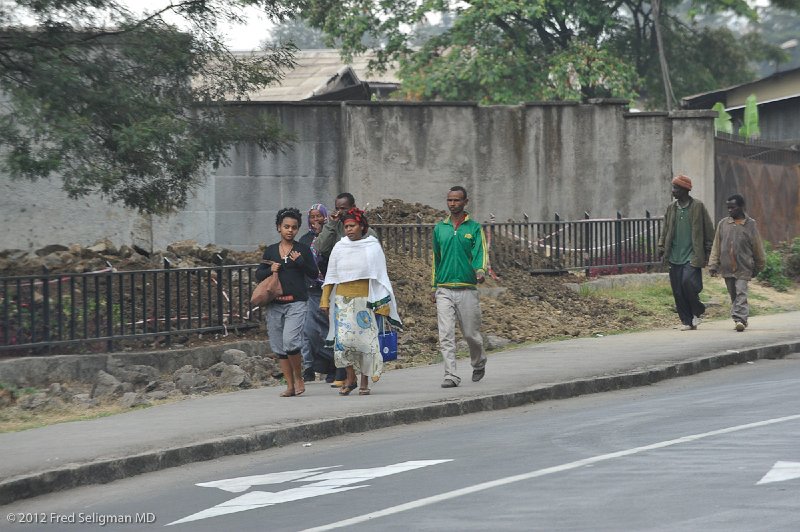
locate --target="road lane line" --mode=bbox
[301,413,800,531]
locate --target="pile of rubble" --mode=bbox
[0,240,262,277]
[367,199,447,224]
[2,349,280,413]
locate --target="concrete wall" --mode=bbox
[343,101,713,221]
[0,100,715,253]
[210,102,342,250]
[670,110,717,215]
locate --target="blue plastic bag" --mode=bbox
[377,316,398,362]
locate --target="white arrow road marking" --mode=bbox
[757,461,800,485]
[196,467,339,493]
[167,460,451,526]
[302,413,800,531]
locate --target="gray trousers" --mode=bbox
[435,287,487,385]
[266,301,307,357]
[724,277,750,324]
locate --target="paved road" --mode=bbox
[3,356,800,531]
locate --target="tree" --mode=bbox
[739,94,760,139]
[712,102,732,134]
[751,5,800,75]
[265,17,331,49]
[295,0,800,107]
[0,0,297,214]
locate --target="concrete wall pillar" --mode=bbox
[669,110,717,214]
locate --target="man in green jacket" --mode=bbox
[708,194,766,331]
[432,186,488,388]
[657,174,715,331]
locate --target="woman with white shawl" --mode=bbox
[320,208,401,395]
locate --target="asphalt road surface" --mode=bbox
[3,356,800,531]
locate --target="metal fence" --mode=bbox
[1,263,263,355]
[374,212,663,275]
[1,213,663,354]
[715,133,800,165]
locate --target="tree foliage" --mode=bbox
[264,17,330,49]
[712,102,732,134]
[739,94,760,139]
[0,0,297,214]
[295,0,800,107]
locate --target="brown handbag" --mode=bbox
[250,271,283,307]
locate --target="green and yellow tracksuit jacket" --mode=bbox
[432,214,487,289]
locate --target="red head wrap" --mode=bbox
[342,207,369,235]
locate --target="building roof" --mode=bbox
[681,66,800,110]
[238,49,401,101]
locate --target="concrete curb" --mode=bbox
[2,339,799,505]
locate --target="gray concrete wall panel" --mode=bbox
[0,101,714,253]
[670,111,717,216]
[0,177,136,252]
[621,113,673,217]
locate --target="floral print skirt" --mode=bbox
[333,295,383,381]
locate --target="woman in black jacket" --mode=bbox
[255,208,318,397]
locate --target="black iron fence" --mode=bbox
[374,212,663,275]
[1,213,663,354]
[1,263,263,355]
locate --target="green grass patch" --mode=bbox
[588,281,675,320]
[583,273,798,330]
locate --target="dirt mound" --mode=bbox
[384,251,645,366]
[368,199,446,224]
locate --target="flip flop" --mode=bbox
[339,383,357,396]
[358,388,371,396]
[294,380,305,396]
[280,389,295,397]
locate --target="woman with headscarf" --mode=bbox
[298,203,339,384]
[255,208,319,397]
[320,208,401,395]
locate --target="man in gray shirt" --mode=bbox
[314,192,378,258]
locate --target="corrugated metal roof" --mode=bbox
[681,66,800,109]
[236,49,400,101]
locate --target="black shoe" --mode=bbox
[472,368,485,382]
[325,373,336,383]
[303,368,316,382]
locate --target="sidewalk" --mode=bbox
[1,312,799,505]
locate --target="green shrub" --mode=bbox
[785,237,800,280]
[757,242,791,292]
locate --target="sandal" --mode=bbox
[358,388,371,396]
[338,383,357,396]
[280,389,295,397]
[294,380,305,396]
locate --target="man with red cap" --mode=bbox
[657,174,715,330]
